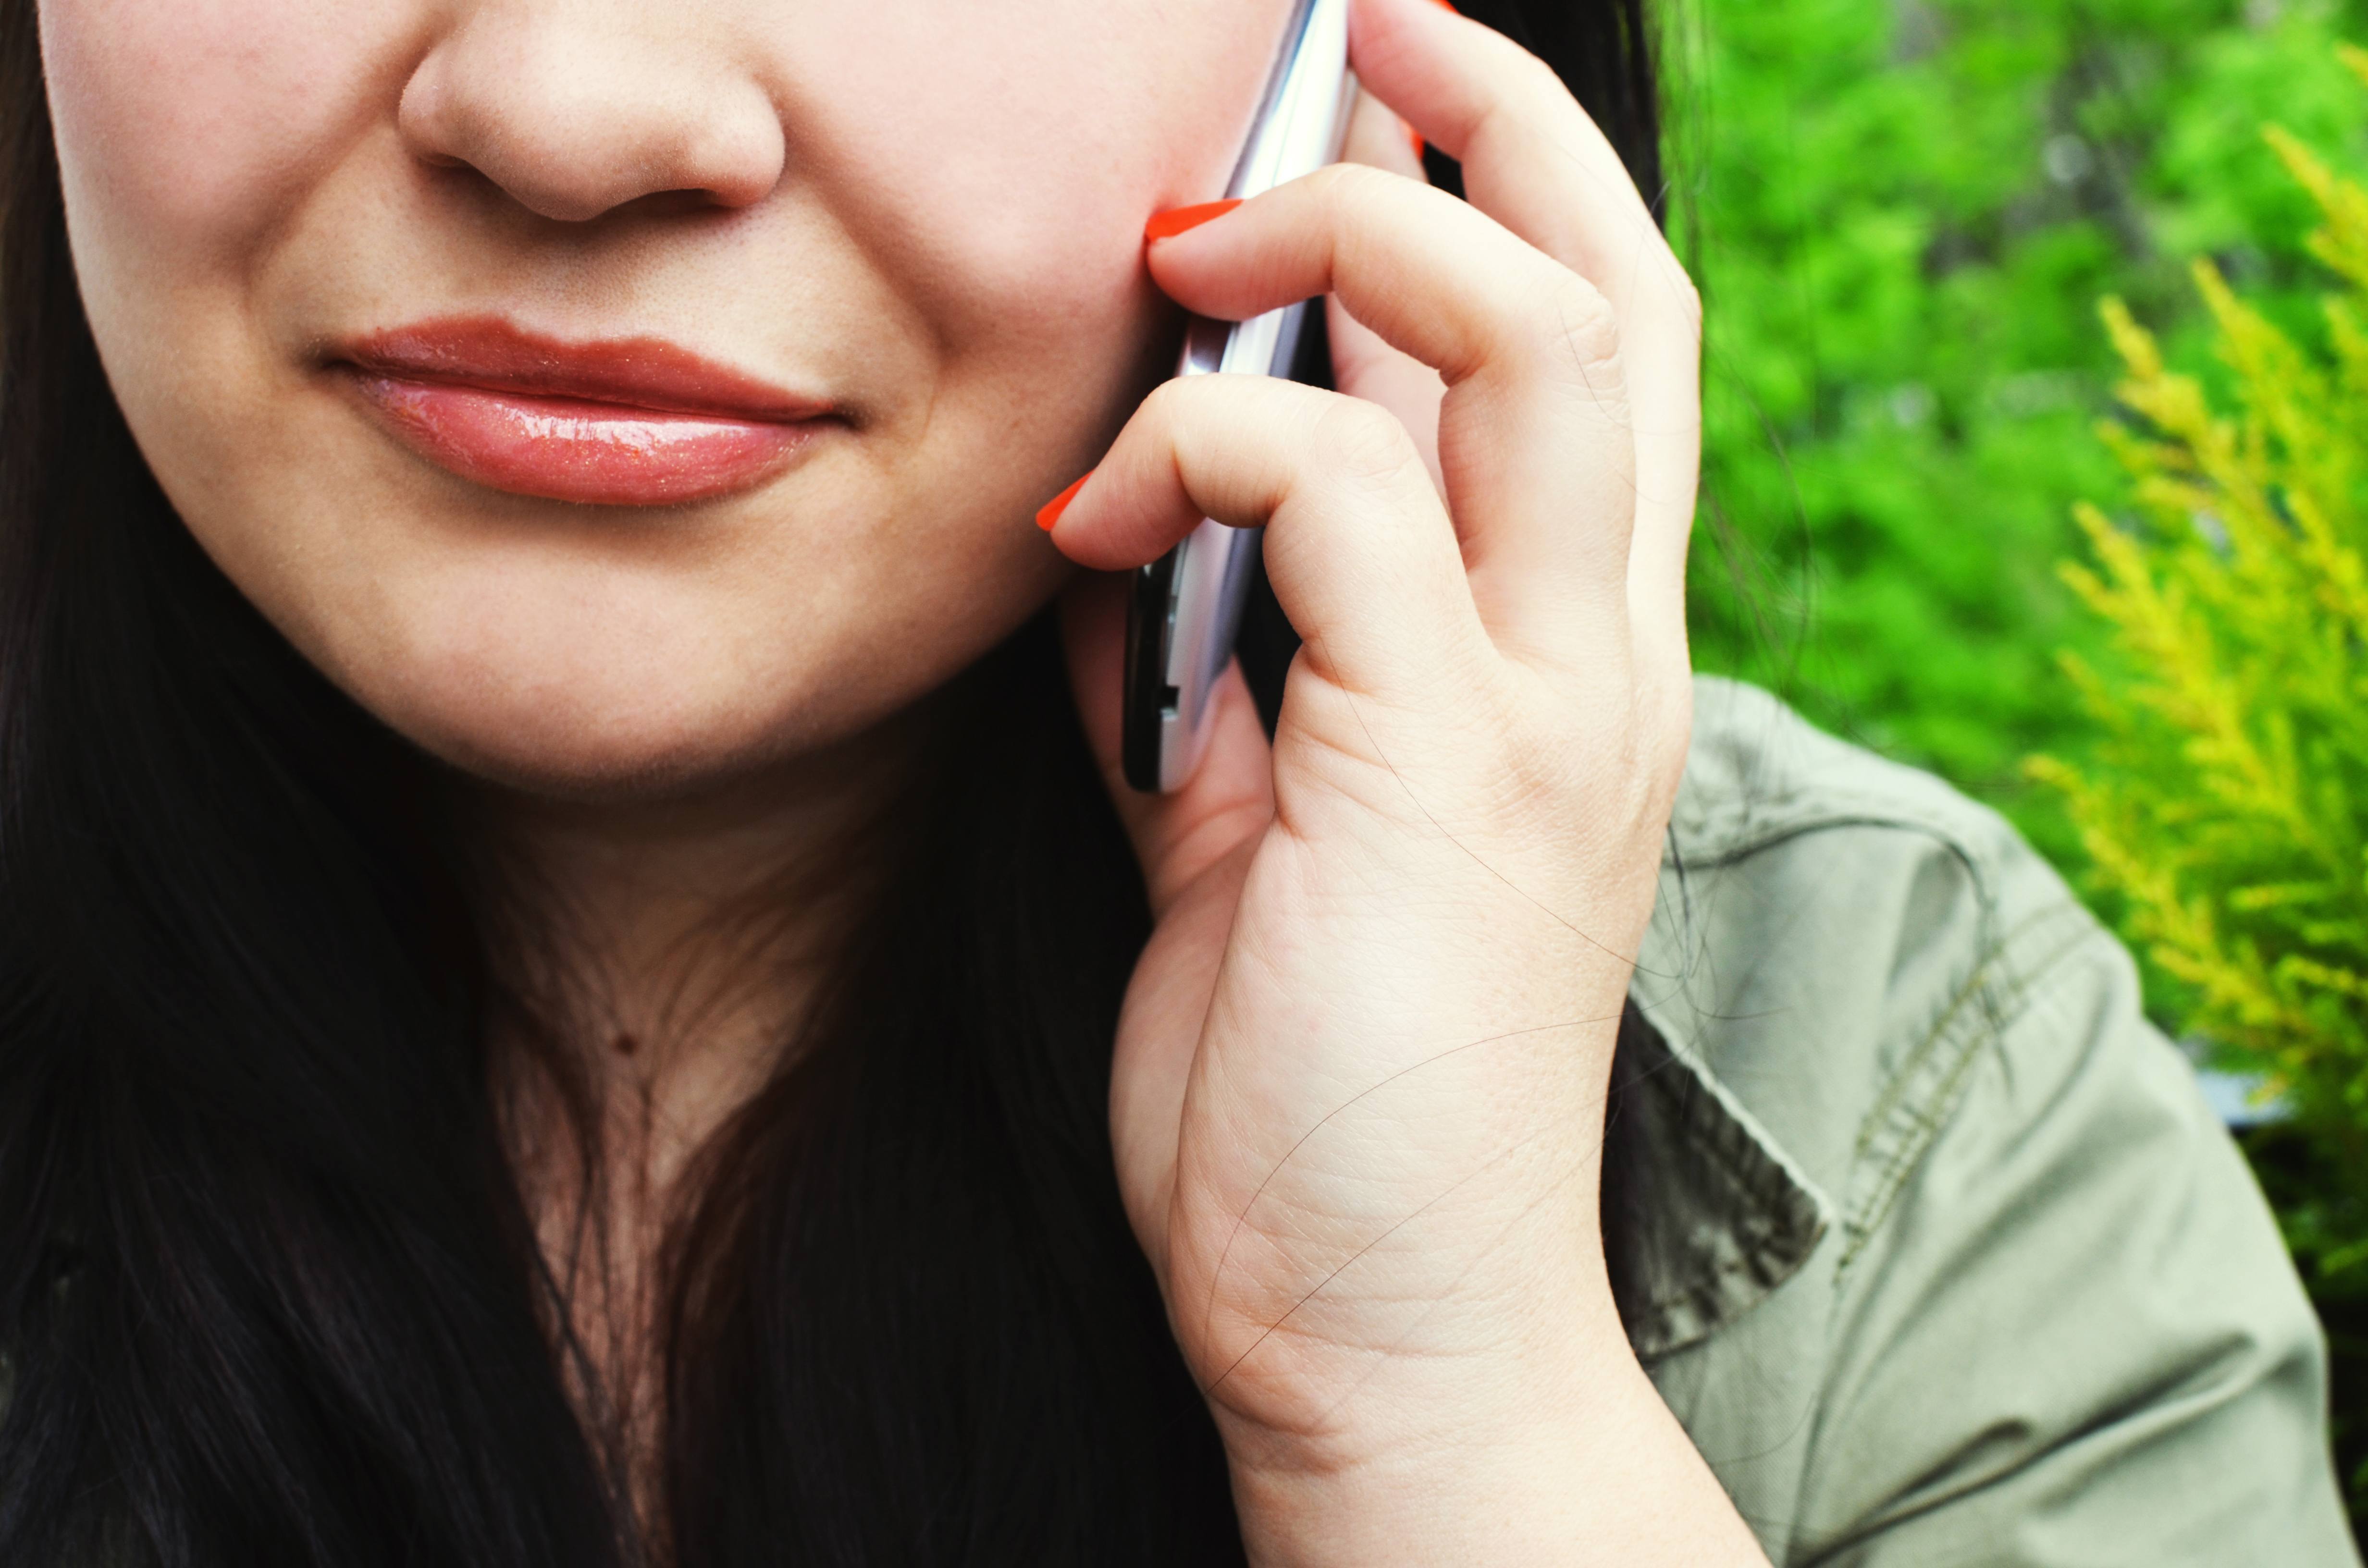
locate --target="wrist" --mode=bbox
[1217,1325,1769,1568]
[1224,1397,1597,1568]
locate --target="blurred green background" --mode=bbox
[1676,0,2368,869]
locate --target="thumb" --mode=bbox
[1056,570,1277,919]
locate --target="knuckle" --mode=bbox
[1538,269,1622,370]
[1478,669,1690,845]
[1453,674,1582,817]
[1146,370,1306,451]
[1302,394,1418,492]
[1510,268,1628,411]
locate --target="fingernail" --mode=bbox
[1428,0,1457,11]
[1144,199,1241,244]
[1407,122,1426,161]
[1036,470,1091,531]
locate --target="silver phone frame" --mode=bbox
[1121,0,1353,794]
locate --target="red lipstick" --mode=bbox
[335,318,833,507]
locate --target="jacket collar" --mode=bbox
[1606,994,1833,1361]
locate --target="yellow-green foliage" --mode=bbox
[2031,46,2368,1290]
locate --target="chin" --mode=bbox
[291,534,1048,803]
[424,711,791,803]
[351,641,851,803]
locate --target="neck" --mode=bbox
[484,716,922,1150]
[467,710,929,1519]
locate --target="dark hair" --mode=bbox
[0,3,1666,1562]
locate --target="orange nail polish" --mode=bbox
[1036,471,1090,531]
[1407,123,1426,161]
[1428,0,1456,11]
[1144,199,1241,243]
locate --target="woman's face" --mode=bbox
[40,0,1285,796]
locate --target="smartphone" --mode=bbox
[1122,0,1354,794]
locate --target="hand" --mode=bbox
[1046,0,1758,1560]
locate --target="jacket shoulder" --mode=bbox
[1644,675,2102,1230]
[1633,678,2351,1564]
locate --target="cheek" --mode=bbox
[42,0,425,550]
[788,0,1283,345]
[41,0,413,279]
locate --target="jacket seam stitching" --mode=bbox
[1834,905,2109,1275]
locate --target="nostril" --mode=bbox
[619,188,746,220]
[396,23,786,225]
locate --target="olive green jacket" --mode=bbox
[1618,677,2357,1564]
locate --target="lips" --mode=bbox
[335,317,833,507]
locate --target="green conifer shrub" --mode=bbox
[2030,47,2368,1519]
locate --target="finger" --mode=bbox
[1351,0,1698,678]
[1331,83,1447,495]
[1041,374,1484,708]
[1144,167,1635,664]
[1057,570,1274,920]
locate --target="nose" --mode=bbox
[398,3,786,223]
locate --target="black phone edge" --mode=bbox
[1121,550,1178,793]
